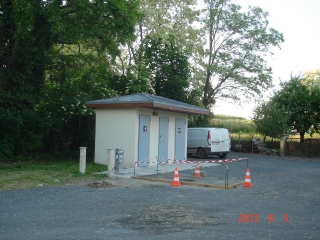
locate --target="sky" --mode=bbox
[212,0,320,119]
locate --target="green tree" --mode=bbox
[0,0,140,156]
[272,74,320,142]
[197,0,284,109]
[143,36,190,101]
[116,0,201,96]
[0,0,54,155]
[37,0,140,152]
[129,0,200,61]
[252,101,290,142]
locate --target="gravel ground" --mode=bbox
[0,152,319,240]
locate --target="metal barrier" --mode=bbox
[134,157,248,189]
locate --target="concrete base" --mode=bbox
[131,173,244,190]
[114,170,134,176]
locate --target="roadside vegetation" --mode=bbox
[253,72,320,142]
[0,158,107,191]
[210,114,320,153]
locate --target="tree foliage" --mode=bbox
[0,0,140,156]
[0,0,54,155]
[143,36,191,101]
[197,0,284,109]
[119,0,201,100]
[131,0,200,58]
[254,73,320,142]
[271,74,320,142]
[252,101,290,142]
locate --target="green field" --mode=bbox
[210,114,256,134]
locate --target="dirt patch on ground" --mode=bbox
[117,203,220,234]
[87,178,164,189]
[87,181,114,188]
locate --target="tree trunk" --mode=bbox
[299,132,305,142]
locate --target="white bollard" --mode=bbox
[79,147,87,173]
[280,134,288,157]
[107,149,115,178]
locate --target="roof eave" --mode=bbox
[85,102,209,115]
[152,102,209,115]
[85,102,153,109]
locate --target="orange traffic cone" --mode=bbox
[193,162,201,177]
[171,167,181,186]
[243,168,253,188]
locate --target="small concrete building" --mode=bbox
[86,93,209,168]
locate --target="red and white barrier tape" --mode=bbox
[172,158,247,164]
[135,157,247,164]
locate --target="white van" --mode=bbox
[187,128,231,158]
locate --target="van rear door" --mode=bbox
[210,128,230,152]
[210,129,221,151]
[219,129,230,152]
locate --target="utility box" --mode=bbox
[115,148,124,172]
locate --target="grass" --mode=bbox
[210,114,256,133]
[0,159,108,191]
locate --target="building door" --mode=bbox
[158,117,169,163]
[138,114,150,167]
[174,118,186,161]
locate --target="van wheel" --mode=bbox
[197,148,206,159]
[219,153,227,158]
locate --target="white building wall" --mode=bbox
[94,107,188,168]
[94,108,137,167]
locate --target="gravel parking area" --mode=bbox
[0,153,319,240]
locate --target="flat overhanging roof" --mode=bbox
[86,93,209,115]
